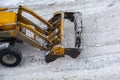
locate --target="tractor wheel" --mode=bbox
[0,47,22,67]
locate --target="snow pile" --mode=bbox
[64,20,76,48]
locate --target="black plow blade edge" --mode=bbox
[45,54,64,63]
[45,48,81,63]
[65,48,81,58]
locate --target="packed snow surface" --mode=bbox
[1,0,120,80]
[0,0,75,7]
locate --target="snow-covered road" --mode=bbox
[1,0,120,80]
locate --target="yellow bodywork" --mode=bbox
[0,6,65,56]
[52,45,64,55]
[0,8,8,11]
[0,12,17,30]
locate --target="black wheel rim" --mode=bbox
[2,54,17,65]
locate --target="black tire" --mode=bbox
[0,47,22,67]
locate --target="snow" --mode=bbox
[1,0,120,80]
[0,0,75,7]
[64,20,76,48]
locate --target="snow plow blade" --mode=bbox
[65,48,81,58]
[45,12,82,63]
[45,48,81,63]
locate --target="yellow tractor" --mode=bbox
[0,5,82,67]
